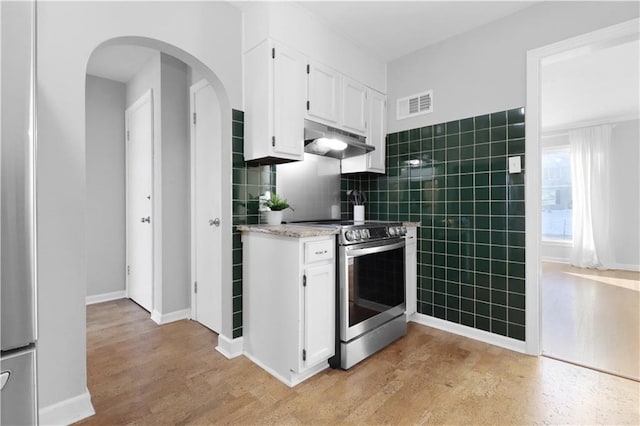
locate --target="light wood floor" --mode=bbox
[78,299,639,425]
[542,262,640,380]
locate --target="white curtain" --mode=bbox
[569,124,614,269]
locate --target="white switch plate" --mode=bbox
[508,156,522,174]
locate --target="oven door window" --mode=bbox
[347,244,405,327]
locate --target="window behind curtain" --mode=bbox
[542,146,572,241]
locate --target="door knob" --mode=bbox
[0,371,10,390]
[141,216,151,223]
[209,218,220,227]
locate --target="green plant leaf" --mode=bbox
[265,193,293,211]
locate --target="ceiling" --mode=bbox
[297,1,536,62]
[86,45,158,83]
[541,39,640,129]
[86,3,638,130]
[86,1,537,82]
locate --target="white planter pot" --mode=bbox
[264,210,283,225]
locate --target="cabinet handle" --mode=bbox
[315,250,327,255]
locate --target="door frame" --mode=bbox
[189,79,222,324]
[125,89,155,312]
[524,18,639,355]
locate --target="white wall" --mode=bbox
[86,75,126,297]
[159,53,190,314]
[36,1,240,417]
[387,1,640,133]
[541,120,640,270]
[243,2,386,93]
[127,53,161,107]
[609,120,640,269]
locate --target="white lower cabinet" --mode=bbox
[242,232,335,386]
[405,226,417,317]
[300,262,335,369]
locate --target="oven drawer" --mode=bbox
[305,239,334,264]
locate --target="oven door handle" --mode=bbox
[345,240,405,258]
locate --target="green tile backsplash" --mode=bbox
[341,107,526,341]
[231,109,275,338]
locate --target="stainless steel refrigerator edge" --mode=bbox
[1,1,39,424]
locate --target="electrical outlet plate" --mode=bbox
[508,156,522,174]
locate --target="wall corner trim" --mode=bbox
[39,389,95,426]
[216,334,244,358]
[409,313,528,354]
[85,290,126,306]
[150,309,191,325]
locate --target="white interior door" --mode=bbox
[125,90,154,312]
[190,80,222,333]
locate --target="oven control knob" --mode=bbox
[345,230,354,241]
[401,226,407,235]
[356,229,364,240]
[362,229,370,239]
[388,227,396,237]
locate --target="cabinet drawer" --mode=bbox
[305,240,334,264]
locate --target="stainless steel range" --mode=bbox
[302,220,407,369]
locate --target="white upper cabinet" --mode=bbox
[366,89,387,173]
[273,44,307,158]
[306,63,369,137]
[341,77,368,135]
[342,88,387,174]
[244,39,306,163]
[306,61,340,125]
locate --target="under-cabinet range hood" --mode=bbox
[304,119,374,160]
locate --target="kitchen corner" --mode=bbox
[238,218,419,385]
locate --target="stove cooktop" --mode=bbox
[293,220,406,244]
[292,219,401,227]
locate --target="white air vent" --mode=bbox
[396,90,433,120]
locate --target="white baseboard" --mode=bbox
[216,334,244,358]
[542,258,640,272]
[613,263,640,272]
[409,313,527,354]
[39,389,95,426]
[541,256,570,264]
[243,351,328,388]
[85,290,126,305]
[150,308,190,325]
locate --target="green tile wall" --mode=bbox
[341,107,527,341]
[231,109,275,338]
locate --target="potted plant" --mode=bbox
[263,193,293,225]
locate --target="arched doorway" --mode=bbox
[84,37,232,336]
[35,3,243,422]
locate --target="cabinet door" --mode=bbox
[273,43,306,157]
[307,61,340,124]
[302,263,335,368]
[341,77,367,135]
[405,228,417,316]
[367,89,386,173]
